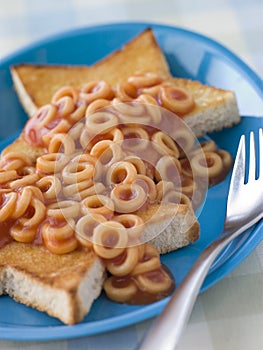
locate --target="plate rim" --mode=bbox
[0,21,263,341]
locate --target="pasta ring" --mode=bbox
[159,85,195,115]
[80,81,114,103]
[171,127,195,155]
[54,95,75,116]
[43,236,78,255]
[84,127,124,152]
[92,221,128,259]
[141,84,161,97]
[25,185,45,202]
[47,200,81,220]
[51,86,79,104]
[85,111,118,134]
[36,153,70,174]
[133,174,157,203]
[10,223,37,243]
[48,133,76,155]
[42,219,78,255]
[191,151,223,178]
[62,178,94,200]
[115,82,138,102]
[110,183,147,213]
[155,155,182,183]
[201,140,217,152]
[19,198,46,227]
[0,192,17,222]
[17,166,36,176]
[36,104,58,128]
[106,246,140,276]
[62,160,94,185]
[217,150,233,169]
[68,121,85,141]
[69,182,105,201]
[72,153,97,166]
[106,161,137,185]
[122,126,149,141]
[180,175,195,196]
[36,175,61,200]
[86,99,112,115]
[122,126,149,153]
[81,194,114,219]
[136,268,173,294]
[42,218,76,241]
[190,140,217,158]
[68,103,86,124]
[136,94,162,124]
[90,140,123,167]
[156,180,175,201]
[41,119,72,146]
[124,156,146,175]
[113,214,145,242]
[112,99,149,124]
[103,276,138,303]
[131,244,160,276]
[76,213,106,248]
[11,187,32,219]
[152,131,180,158]
[128,72,163,88]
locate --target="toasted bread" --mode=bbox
[139,203,199,254]
[0,134,200,324]
[0,242,105,325]
[0,130,106,325]
[11,29,240,136]
[11,28,170,117]
[168,77,240,136]
[1,28,228,325]
[2,135,200,256]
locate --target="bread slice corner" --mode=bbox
[0,243,105,325]
[139,203,200,254]
[170,77,240,137]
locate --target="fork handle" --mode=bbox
[139,223,252,350]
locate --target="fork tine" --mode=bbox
[259,128,263,179]
[226,134,246,212]
[248,131,256,182]
[231,134,246,187]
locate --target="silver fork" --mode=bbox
[139,128,263,350]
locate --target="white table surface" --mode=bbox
[0,0,263,349]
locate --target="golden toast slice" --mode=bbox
[0,135,200,325]
[0,242,105,325]
[11,29,240,136]
[1,28,234,325]
[11,28,170,117]
[169,77,240,136]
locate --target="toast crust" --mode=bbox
[0,242,105,324]
[10,29,240,137]
[139,203,200,253]
[11,29,170,116]
[169,77,240,136]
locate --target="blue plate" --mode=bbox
[0,22,263,341]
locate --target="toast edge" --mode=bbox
[0,245,105,325]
